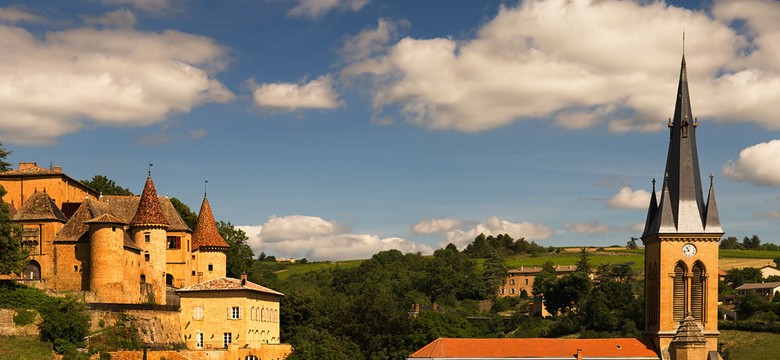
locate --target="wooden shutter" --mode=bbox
[673,263,686,321]
[691,263,704,321]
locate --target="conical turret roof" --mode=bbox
[643,56,722,237]
[129,176,169,228]
[192,196,229,250]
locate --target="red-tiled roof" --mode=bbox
[129,177,169,228]
[85,213,126,224]
[408,338,659,359]
[192,196,229,250]
[0,164,58,176]
[12,191,68,222]
[177,277,283,296]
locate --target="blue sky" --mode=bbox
[2,0,780,261]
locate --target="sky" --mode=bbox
[2,0,780,261]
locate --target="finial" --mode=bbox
[709,173,714,187]
[204,179,208,197]
[682,31,685,57]
[652,178,656,190]
[665,172,669,180]
[693,117,698,127]
[148,162,153,177]
[667,117,672,127]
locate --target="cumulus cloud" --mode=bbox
[410,218,465,235]
[723,140,780,186]
[754,210,780,220]
[82,9,137,29]
[343,0,780,133]
[252,75,344,111]
[442,216,554,249]
[101,0,182,15]
[0,15,234,144]
[608,187,652,210]
[238,215,433,261]
[0,6,44,24]
[563,221,645,235]
[288,0,369,19]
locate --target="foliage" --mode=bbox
[463,233,545,259]
[626,237,639,249]
[742,235,762,250]
[575,248,592,274]
[37,295,90,353]
[217,221,255,279]
[532,261,557,296]
[81,175,133,196]
[721,236,741,250]
[0,185,28,275]
[169,197,197,230]
[0,335,55,360]
[0,142,11,172]
[0,282,50,308]
[13,308,36,326]
[286,325,363,360]
[719,330,780,360]
[481,251,508,298]
[726,267,763,287]
[544,271,592,315]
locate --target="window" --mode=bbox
[223,333,232,348]
[167,236,181,249]
[510,288,515,295]
[144,233,150,243]
[196,332,203,349]
[673,263,686,322]
[525,279,529,285]
[193,306,204,320]
[191,271,196,276]
[144,253,150,262]
[140,274,146,283]
[208,264,214,272]
[691,262,705,322]
[229,306,241,319]
[510,279,515,285]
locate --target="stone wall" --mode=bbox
[0,308,41,336]
[124,310,183,345]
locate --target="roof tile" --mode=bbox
[129,177,169,227]
[409,338,659,359]
[192,196,229,250]
[177,277,283,296]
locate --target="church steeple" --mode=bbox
[642,55,721,236]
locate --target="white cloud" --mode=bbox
[83,9,137,29]
[343,0,780,133]
[0,6,44,24]
[442,216,554,249]
[564,221,614,235]
[288,0,369,19]
[723,140,780,186]
[410,218,464,235]
[101,0,181,15]
[608,186,652,210]
[754,210,780,220]
[252,75,344,111]
[0,21,234,144]
[238,215,433,261]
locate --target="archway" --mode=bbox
[23,260,41,280]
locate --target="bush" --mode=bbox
[38,295,90,352]
[13,308,36,326]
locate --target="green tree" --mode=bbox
[38,295,90,353]
[533,261,557,296]
[725,267,763,287]
[482,251,508,298]
[0,142,11,172]
[0,185,27,275]
[626,237,639,249]
[217,221,255,279]
[81,175,133,196]
[720,236,741,249]
[575,248,592,274]
[544,272,592,315]
[170,197,197,230]
[742,235,761,250]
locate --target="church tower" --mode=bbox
[641,55,723,357]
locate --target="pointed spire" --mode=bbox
[704,174,722,232]
[130,175,169,228]
[657,174,677,233]
[642,179,658,238]
[192,195,229,250]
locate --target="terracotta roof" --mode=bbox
[129,177,169,228]
[177,277,283,297]
[718,268,727,276]
[192,196,229,250]
[85,213,126,224]
[61,202,82,218]
[0,164,59,176]
[7,201,17,218]
[12,191,68,222]
[508,265,577,275]
[408,338,659,359]
[54,198,142,250]
[735,282,780,291]
[97,196,189,231]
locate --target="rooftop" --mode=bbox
[408,338,659,359]
[177,277,283,297]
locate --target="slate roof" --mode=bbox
[177,277,283,297]
[735,282,780,291]
[643,56,722,237]
[408,338,659,359]
[129,176,169,228]
[12,191,68,222]
[191,196,229,250]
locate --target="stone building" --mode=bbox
[0,163,229,305]
[498,265,577,298]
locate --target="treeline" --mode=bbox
[463,233,548,258]
[720,234,780,252]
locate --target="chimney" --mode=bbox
[240,273,247,286]
[19,162,37,170]
[576,349,583,360]
[53,166,62,173]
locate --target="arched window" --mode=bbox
[673,262,687,322]
[691,262,705,322]
[23,260,41,280]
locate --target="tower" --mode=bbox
[130,174,169,304]
[641,55,723,356]
[86,213,126,302]
[191,193,229,284]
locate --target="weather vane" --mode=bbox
[148,162,153,177]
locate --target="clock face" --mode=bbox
[682,243,697,258]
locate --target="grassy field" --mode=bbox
[275,259,364,280]
[0,336,52,360]
[503,252,645,270]
[719,330,780,360]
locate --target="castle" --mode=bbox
[0,162,229,305]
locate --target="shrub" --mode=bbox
[13,308,36,326]
[38,295,90,352]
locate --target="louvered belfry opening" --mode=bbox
[691,262,705,321]
[646,262,659,328]
[673,263,686,322]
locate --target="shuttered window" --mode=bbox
[691,263,705,321]
[673,263,686,322]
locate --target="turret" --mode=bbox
[191,193,229,283]
[130,174,169,304]
[86,214,127,302]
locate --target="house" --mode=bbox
[410,54,723,360]
[759,265,780,279]
[735,282,780,299]
[498,265,577,298]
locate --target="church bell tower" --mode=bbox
[641,55,723,357]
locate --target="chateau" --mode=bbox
[409,55,723,360]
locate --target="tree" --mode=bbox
[626,237,639,249]
[482,251,508,298]
[217,221,255,279]
[81,175,133,196]
[544,272,592,315]
[720,236,741,250]
[170,197,197,230]
[38,295,90,353]
[575,248,592,274]
[742,235,761,250]
[532,261,557,296]
[725,267,763,287]
[0,185,27,275]
[0,142,11,172]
